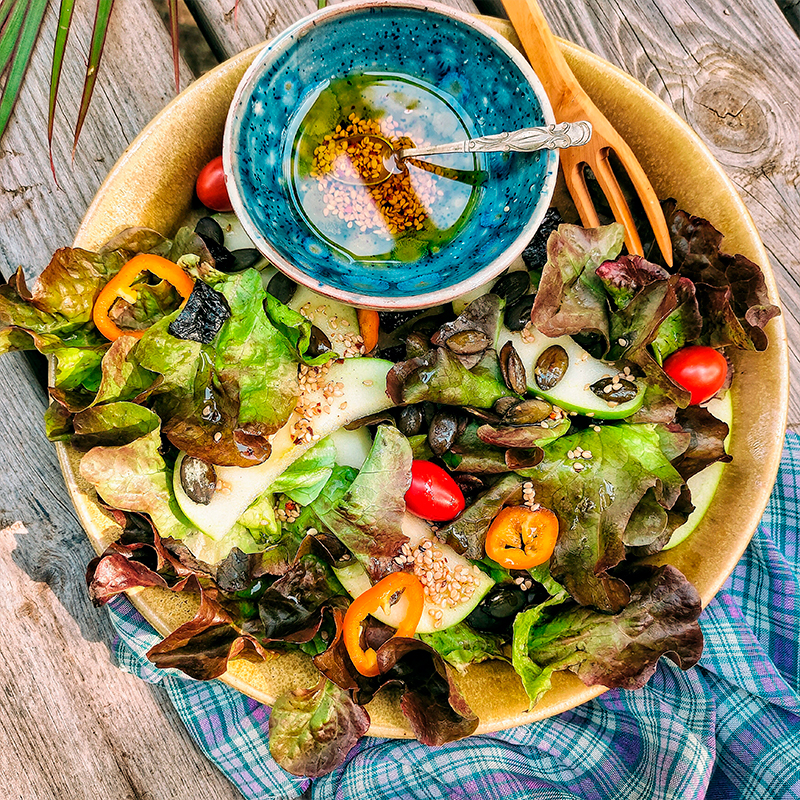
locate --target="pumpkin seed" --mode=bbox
[266,271,297,304]
[180,456,217,505]
[491,270,530,305]
[503,398,553,425]
[446,329,492,355]
[493,396,520,416]
[499,341,527,395]
[590,377,639,404]
[504,294,536,331]
[398,404,424,436]
[428,410,459,455]
[307,325,333,358]
[535,345,569,390]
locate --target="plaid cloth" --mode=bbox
[107,433,800,800]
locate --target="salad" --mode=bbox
[0,184,779,777]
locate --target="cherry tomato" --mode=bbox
[405,460,465,522]
[663,345,728,405]
[196,155,233,212]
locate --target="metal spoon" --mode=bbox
[331,120,592,186]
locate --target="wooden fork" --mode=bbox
[502,0,674,266]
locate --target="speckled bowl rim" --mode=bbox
[222,0,559,310]
[63,18,789,740]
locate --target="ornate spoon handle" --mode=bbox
[397,121,592,159]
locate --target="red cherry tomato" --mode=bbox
[663,345,728,405]
[405,460,465,522]
[196,155,233,212]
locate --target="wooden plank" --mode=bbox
[523,0,800,426]
[0,1,243,797]
[184,0,481,62]
[0,354,243,799]
[0,0,194,283]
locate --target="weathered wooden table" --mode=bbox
[1,0,798,796]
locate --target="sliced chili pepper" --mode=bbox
[357,308,380,353]
[92,253,194,341]
[484,505,559,570]
[343,572,424,677]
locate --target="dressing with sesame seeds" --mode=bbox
[287,73,480,264]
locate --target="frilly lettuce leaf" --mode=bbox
[517,424,689,612]
[511,565,703,708]
[530,223,625,347]
[387,346,510,408]
[313,425,411,581]
[419,622,508,673]
[80,427,196,541]
[313,611,478,745]
[268,677,370,777]
[664,200,780,351]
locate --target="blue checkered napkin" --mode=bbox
[107,433,800,800]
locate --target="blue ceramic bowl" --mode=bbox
[223,0,558,309]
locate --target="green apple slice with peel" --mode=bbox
[173,357,394,540]
[499,325,644,419]
[334,514,495,634]
[663,393,732,550]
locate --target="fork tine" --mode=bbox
[590,149,645,259]
[610,140,675,267]
[561,153,601,228]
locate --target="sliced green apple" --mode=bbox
[173,357,394,540]
[334,514,495,634]
[663,393,732,550]
[288,286,361,352]
[500,325,644,419]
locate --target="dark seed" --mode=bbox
[267,271,297,305]
[201,235,237,272]
[505,294,536,331]
[397,405,424,437]
[590,377,639,404]
[445,329,491,356]
[521,208,563,272]
[491,270,530,305]
[462,406,502,425]
[503,398,553,425]
[405,332,430,359]
[195,216,224,245]
[231,248,264,271]
[344,411,396,430]
[168,280,231,344]
[499,341,527,395]
[494,396,519,416]
[466,585,527,633]
[535,345,569,390]
[505,447,544,470]
[453,473,484,495]
[428,410,459,455]
[180,456,217,504]
[306,325,332,359]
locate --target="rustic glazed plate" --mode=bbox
[60,18,788,738]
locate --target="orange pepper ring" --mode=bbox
[484,506,559,570]
[92,253,195,341]
[343,572,424,678]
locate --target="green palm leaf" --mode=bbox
[48,0,76,174]
[72,0,114,154]
[0,0,49,141]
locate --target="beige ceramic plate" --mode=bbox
[61,18,788,738]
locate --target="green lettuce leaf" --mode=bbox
[517,424,689,612]
[313,425,411,581]
[272,437,337,505]
[419,622,508,673]
[387,346,510,408]
[80,428,195,541]
[511,565,703,708]
[268,678,370,777]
